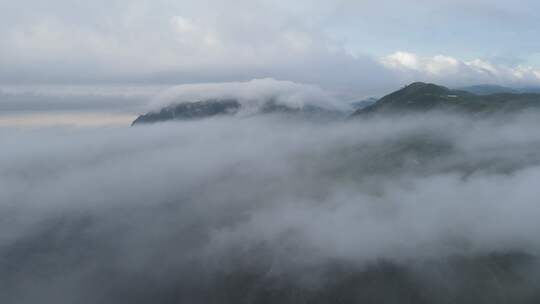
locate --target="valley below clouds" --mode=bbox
[2,112,540,303]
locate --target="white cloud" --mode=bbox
[150,78,349,112]
[1,0,540,98]
[2,112,540,301]
[381,51,420,70]
[382,51,540,87]
[425,55,460,75]
[171,16,195,34]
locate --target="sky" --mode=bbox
[2,0,540,125]
[2,0,540,87]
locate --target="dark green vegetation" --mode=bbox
[459,84,540,95]
[132,99,345,125]
[353,82,540,116]
[458,84,518,95]
[133,82,540,125]
[132,99,241,125]
[183,253,539,304]
[3,221,538,304]
[350,97,378,110]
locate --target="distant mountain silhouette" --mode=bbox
[132,82,540,124]
[132,99,240,125]
[132,99,345,125]
[459,84,540,95]
[458,84,518,95]
[353,82,540,116]
[350,97,378,110]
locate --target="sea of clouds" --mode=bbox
[1,110,540,303]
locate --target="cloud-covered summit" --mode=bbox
[148,78,348,112]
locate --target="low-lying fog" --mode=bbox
[2,112,540,303]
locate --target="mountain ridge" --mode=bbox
[132,82,540,125]
[458,84,540,95]
[132,98,345,125]
[132,99,240,125]
[353,82,540,116]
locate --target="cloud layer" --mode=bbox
[382,51,540,87]
[2,113,540,302]
[2,0,540,94]
[149,78,348,112]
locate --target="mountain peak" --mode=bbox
[132,99,241,125]
[351,82,455,115]
[397,82,450,95]
[352,81,540,116]
[132,98,346,125]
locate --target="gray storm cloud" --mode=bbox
[2,112,540,303]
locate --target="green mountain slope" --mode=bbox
[132,99,241,125]
[132,99,346,125]
[458,84,518,95]
[353,82,540,116]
